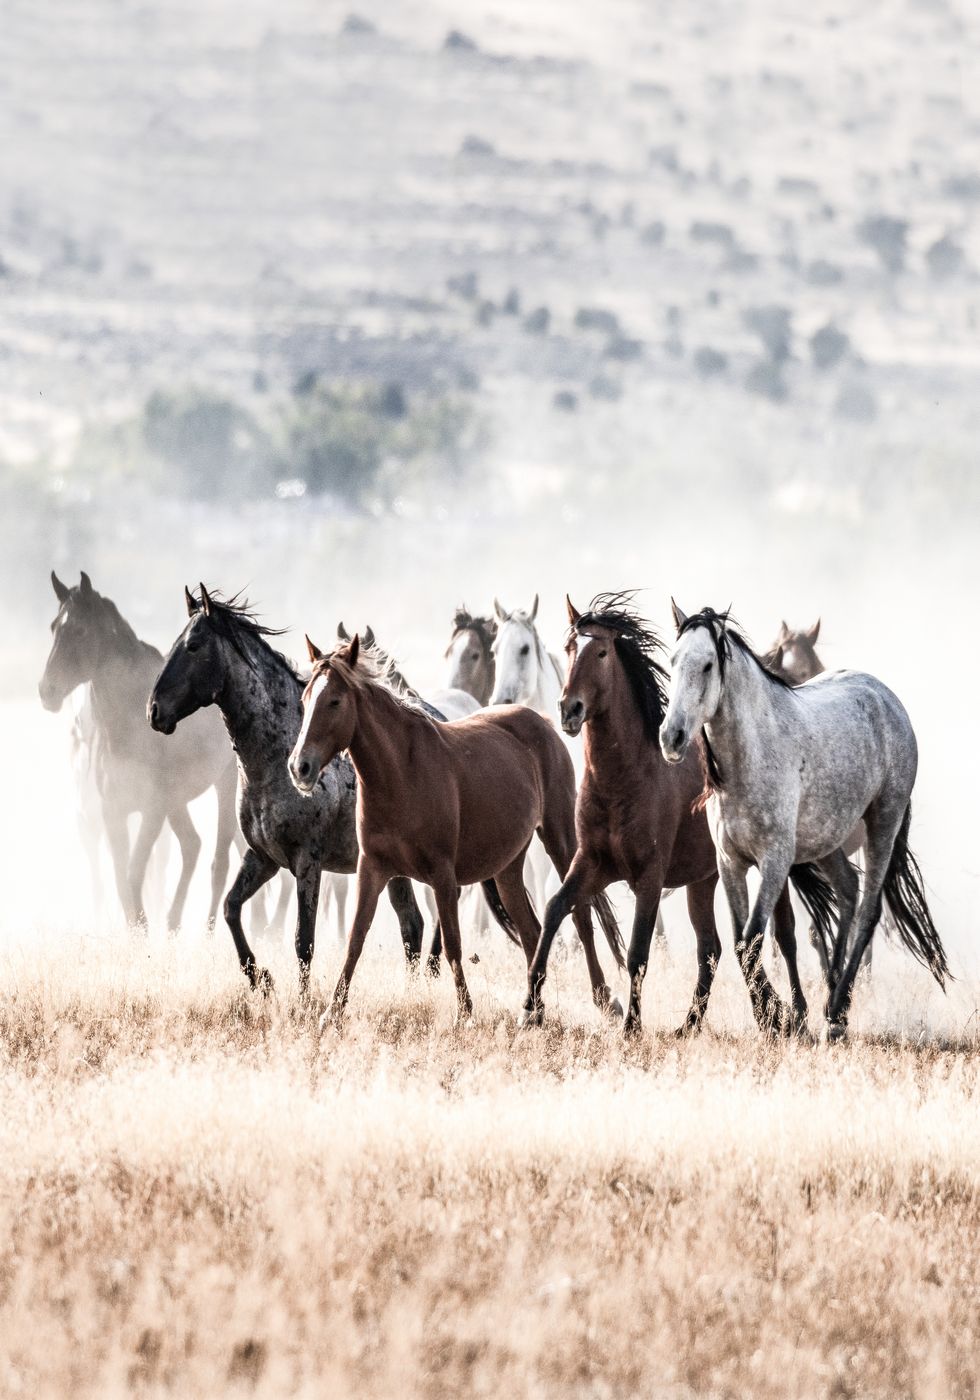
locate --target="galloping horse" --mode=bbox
[523,594,817,1036]
[148,588,427,994]
[39,571,238,930]
[288,634,624,1024]
[445,607,497,706]
[661,604,948,1038]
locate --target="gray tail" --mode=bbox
[480,879,522,947]
[592,891,625,970]
[883,805,949,988]
[789,862,839,967]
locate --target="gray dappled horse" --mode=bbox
[661,604,948,1039]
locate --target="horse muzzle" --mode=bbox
[659,720,689,764]
[38,680,64,714]
[560,698,586,736]
[147,697,177,735]
[288,751,321,795]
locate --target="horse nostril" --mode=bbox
[673,727,685,749]
[298,758,312,782]
[149,701,159,724]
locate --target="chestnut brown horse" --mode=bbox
[288,634,624,1023]
[523,594,820,1037]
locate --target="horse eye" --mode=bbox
[520,644,530,656]
[598,649,608,659]
[702,661,713,674]
[469,651,479,661]
[329,698,341,708]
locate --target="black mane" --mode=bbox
[194,589,301,681]
[678,606,795,691]
[571,590,669,739]
[85,589,162,663]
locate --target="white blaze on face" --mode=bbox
[295,673,328,764]
[575,634,593,652]
[447,631,470,688]
[781,646,797,676]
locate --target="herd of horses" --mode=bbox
[39,571,948,1041]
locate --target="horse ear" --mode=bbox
[79,570,93,597]
[566,595,582,626]
[306,634,323,663]
[199,583,212,617]
[805,617,821,644]
[778,619,790,640]
[493,597,507,622]
[348,633,360,667]
[185,585,200,617]
[528,594,539,623]
[337,621,349,641]
[363,625,375,648]
[670,598,688,633]
[51,570,69,603]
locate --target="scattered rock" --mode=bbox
[835,380,877,423]
[553,390,578,412]
[605,334,643,362]
[943,172,980,202]
[926,232,965,278]
[694,346,728,377]
[523,306,550,335]
[501,288,521,316]
[443,29,478,52]
[743,304,792,363]
[589,375,621,402]
[745,360,788,402]
[858,214,907,273]
[340,13,375,35]
[809,324,850,370]
[640,220,665,246]
[574,306,620,335]
[447,271,479,301]
[690,220,735,248]
[806,259,844,286]
[459,134,495,157]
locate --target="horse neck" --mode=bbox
[87,623,160,747]
[582,661,656,791]
[705,643,784,786]
[346,683,423,801]
[530,632,561,716]
[216,639,302,774]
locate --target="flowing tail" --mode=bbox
[592,891,626,970]
[789,862,839,971]
[480,879,522,947]
[882,805,949,988]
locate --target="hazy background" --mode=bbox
[3,1,979,974]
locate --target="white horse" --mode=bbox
[660,603,948,1038]
[489,595,564,715]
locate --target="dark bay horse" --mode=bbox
[39,571,237,929]
[147,587,426,994]
[288,634,624,1024]
[444,607,496,706]
[524,594,815,1037]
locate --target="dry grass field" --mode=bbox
[1,920,978,1400]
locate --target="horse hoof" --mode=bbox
[518,1004,544,1029]
[673,1019,700,1038]
[255,967,274,996]
[824,1019,848,1044]
[622,1015,642,1040]
[606,997,624,1021]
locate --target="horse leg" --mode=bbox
[103,802,135,925]
[224,847,278,989]
[164,805,202,932]
[333,874,349,941]
[522,853,604,1025]
[826,806,906,1038]
[206,766,238,933]
[677,873,722,1035]
[431,871,473,1023]
[127,807,168,930]
[330,861,389,1018]
[718,849,789,1034]
[623,876,665,1037]
[816,848,859,997]
[427,919,443,977]
[385,877,424,968]
[536,813,615,1017]
[292,858,322,1000]
[771,883,808,1032]
[267,874,292,938]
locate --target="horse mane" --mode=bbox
[85,589,161,663]
[678,607,795,691]
[447,606,496,657]
[678,606,794,801]
[570,590,669,740]
[193,589,301,681]
[314,644,431,716]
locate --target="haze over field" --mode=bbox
[3,4,980,1394]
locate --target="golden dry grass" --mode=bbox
[1,922,978,1399]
